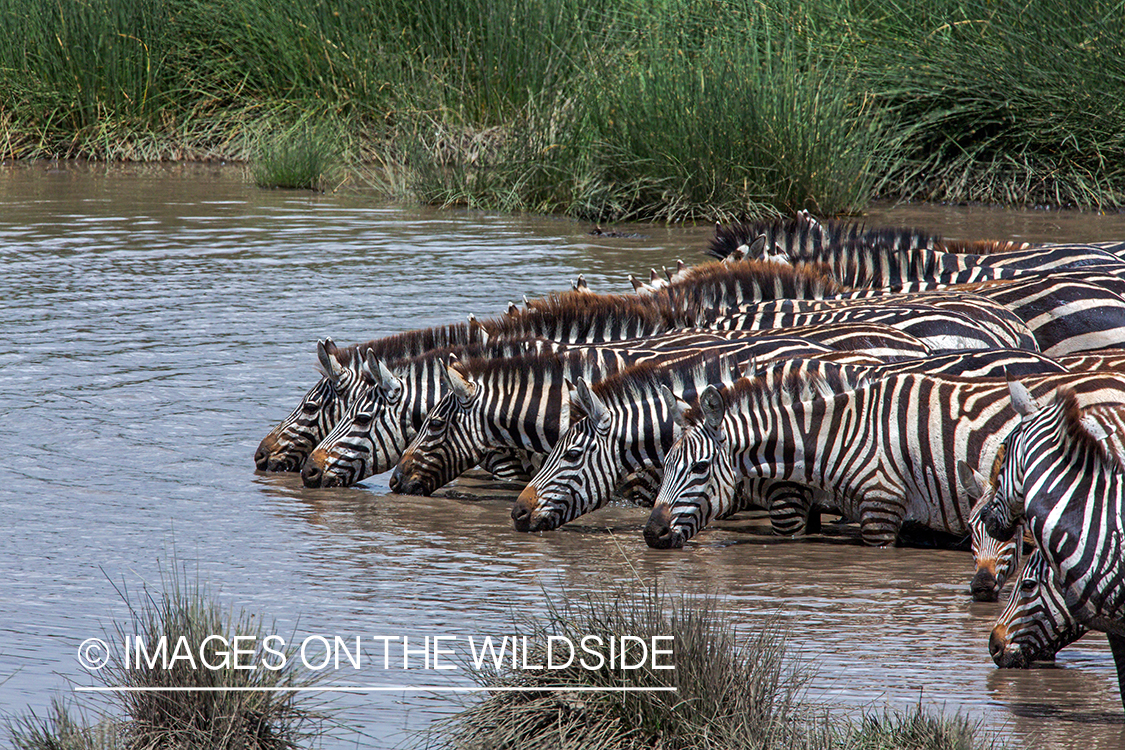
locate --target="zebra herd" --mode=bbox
[255,214,1125,711]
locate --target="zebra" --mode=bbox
[708,217,1125,287]
[520,351,1072,538]
[976,386,1125,709]
[713,299,1034,353]
[388,348,749,497]
[301,339,560,488]
[962,350,1125,601]
[644,366,1125,549]
[654,251,1125,355]
[989,548,1088,668]
[303,331,813,489]
[512,355,845,534]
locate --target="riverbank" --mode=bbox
[2,0,1123,221]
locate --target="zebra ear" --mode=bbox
[1006,376,1037,418]
[629,274,644,293]
[659,385,689,438]
[317,338,347,385]
[365,351,403,401]
[957,460,988,500]
[699,385,726,431]
[575,378,609,426]
[747,234,767,258]
[444,355,477,403]
[573,274,589,292]
[507,301,519,316]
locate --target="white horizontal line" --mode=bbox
[75,686,677,693]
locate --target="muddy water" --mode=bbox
[1,161,1123,748]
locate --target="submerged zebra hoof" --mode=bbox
[643,507,684,549]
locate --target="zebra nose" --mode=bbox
[254,444,270,471]
[512,487,538,532]
[970,568,1000,601]
[643,506,681,549]
[301,461,323,488]
[388,466,405,493]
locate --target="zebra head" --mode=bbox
[255,339,357,472]
[990,549,1088,668]
[961,458,1022,602]
[644,385,738,548]
[301,352,408,488]
[513,379,616,532]
[390,357,482,496]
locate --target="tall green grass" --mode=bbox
[2,0,1124,215]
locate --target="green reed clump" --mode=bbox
[254,120,343,190]
[425,581,1009,750]
[4,698,121,750]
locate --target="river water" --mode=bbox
[1,161,1123,748]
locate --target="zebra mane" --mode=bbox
[708,216,937,262]
[1052,388,1125,472]
[682,359,862,427]
[659,258,845,310]
[483,291,682,340]
[357,322,485,365]
[934,238,1031,255]
[450,347,592,383]
[381,337,557,376]
[576,352,738,419]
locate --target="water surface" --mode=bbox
[1,162,1123,748]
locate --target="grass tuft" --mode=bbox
[4,697,121,750]
[253,119,343,191]
[424,581,1008,750]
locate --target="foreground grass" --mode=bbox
[423,583,1006,750]
[1,0,1122,217]
[4,565,330,750]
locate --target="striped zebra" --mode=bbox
[646,258,1039,350]
[256,324,488,472]
[520,351,1072,538]
[989,548,1088,668]
[303,331,812,489]
[709,218,1125,286]
[963,350,1125,601]
[714,299,1033,353]
[659,252,1125,355]
[644,367,1125,549]
[302,339,559,487]
[388,348,755,497]
[976,386,1125,709]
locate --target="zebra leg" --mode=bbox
[858,502,904,547]
[764,481,815,536]
[1110,631,1125,712]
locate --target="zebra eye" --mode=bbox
[1019,579,1038,594]
[690,459,710,474]
[429,418,445,431]
[352,412,373,427]
[301,401,321,413]
[564,447,583,461]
